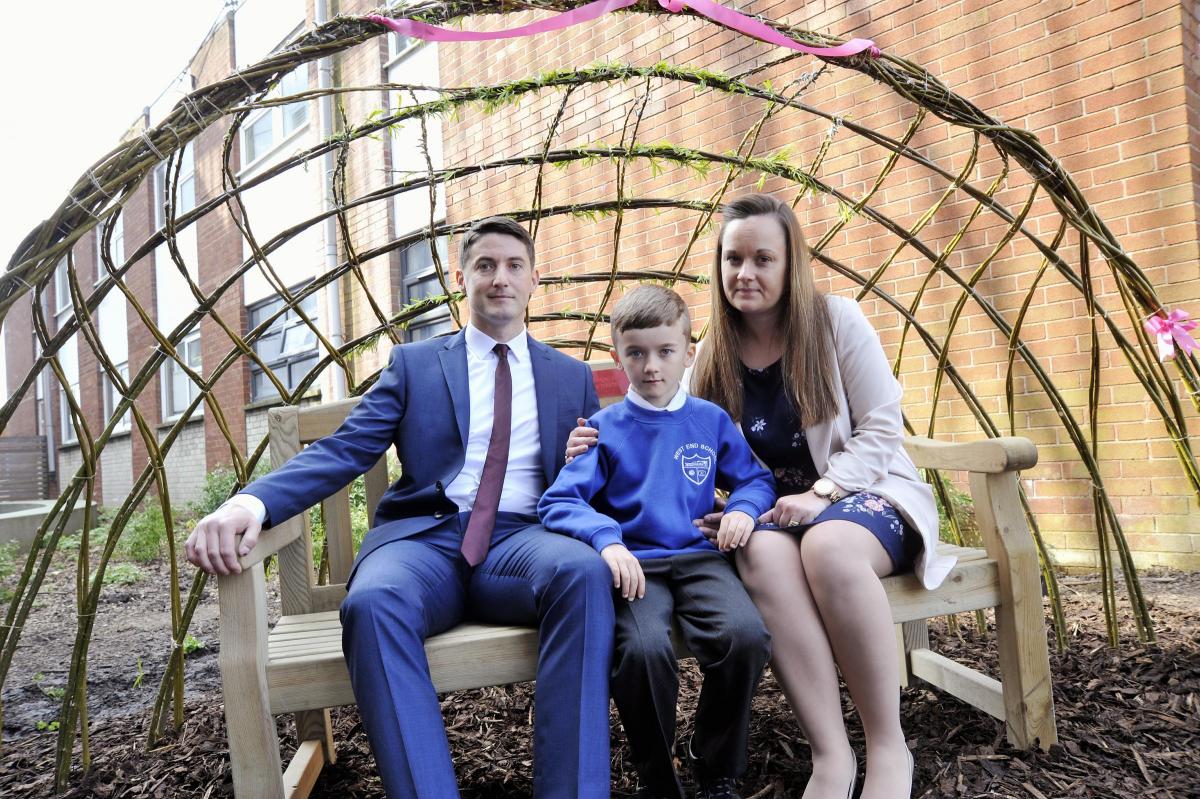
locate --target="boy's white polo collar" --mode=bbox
[625,385,688,412]
[465,323,529,362]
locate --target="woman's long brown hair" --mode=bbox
[692,193,839,425]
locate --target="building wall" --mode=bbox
[99,437,133,507]
[435,0,1200,570]
[157,418,206,504]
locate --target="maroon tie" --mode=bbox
[461,343,512,566]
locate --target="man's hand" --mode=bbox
[692,494,728,543]
[758,491,832,530]
[565,418,599,464]
[600,543,645,601]
[185,503,262,576]
[716,510,754,551]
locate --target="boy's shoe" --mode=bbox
[695,776,741,799]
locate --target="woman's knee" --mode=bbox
[737,530,803,588]
[799,523,879,591]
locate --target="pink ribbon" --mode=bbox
[365,0,879,59]
[1144,309,1198,362]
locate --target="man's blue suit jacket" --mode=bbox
[243,329,601,574]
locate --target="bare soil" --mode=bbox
[0,560,1196,798]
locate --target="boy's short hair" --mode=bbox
[610,284,691,340]
[458,216,536,267]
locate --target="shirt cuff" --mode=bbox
[223,493,267,526]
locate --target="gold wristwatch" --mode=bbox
[812,477,843,503]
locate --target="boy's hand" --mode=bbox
[692,495,728,543]
[565,418,599,464]
[600,543,645,600]
[716,510,754,551]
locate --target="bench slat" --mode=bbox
[263,549,998,715]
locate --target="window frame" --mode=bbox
[161,329,203,421]
[398,236,454,342]
[101,361,132,434]
[238,64,312,172]
[246,286,321,402]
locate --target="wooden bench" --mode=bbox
[217,363,1057,798]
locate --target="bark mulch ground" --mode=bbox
[0,570,1196,797]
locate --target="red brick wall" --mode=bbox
[193,14,251,471]
[432,0,1200,569]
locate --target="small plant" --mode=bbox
[117,504,173,563]
[132,657,144,689]
[102,563,144,586]
[36,720,60,732]
[182,634,206,657]
[32,672,65,699]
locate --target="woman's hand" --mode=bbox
[758,491,832,529]
[692,495,729,543]
[565,418,599,464]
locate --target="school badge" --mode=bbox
[681,454,712,485]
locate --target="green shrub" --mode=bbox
[936,483,979,546]
[102,563,144,585]
[187,461,271,520]
[0,539,20,602]
[117,504,172,563]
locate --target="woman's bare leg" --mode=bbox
[801,520,912,799]
[737,530,855,798]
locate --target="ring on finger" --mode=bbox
[786,519,802,528]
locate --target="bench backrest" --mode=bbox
[265,357,1033,617]
[266,361,630,616]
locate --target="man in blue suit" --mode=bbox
[185,217,614,798]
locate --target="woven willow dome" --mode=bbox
[1,0,1198,781]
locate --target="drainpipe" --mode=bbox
[316,0,346,400]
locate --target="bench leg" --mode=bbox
[296,708,336,765]
[970,472,1057,750]
[219,565,286,798]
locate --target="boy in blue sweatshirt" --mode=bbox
[539,285,775,799]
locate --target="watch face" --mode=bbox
[814,478,834,497]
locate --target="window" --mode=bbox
[247,289,319,401]
[95,213,124,283]
[153,143,196,229]
[239,65,310,168]
[399,238,453,342]
[53,257,71,315]
[102,362,131,433]
[162,331,202,419]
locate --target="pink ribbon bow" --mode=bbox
[1143,309,1198,362]
[365,0,879,59]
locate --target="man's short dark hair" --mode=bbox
[458,216,535,268]
[610,284,691,340]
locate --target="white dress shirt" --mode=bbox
[444,324,543,514]
[228,324,545,526]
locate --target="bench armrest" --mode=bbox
[235,516,304,572]
[904,436,1037,474]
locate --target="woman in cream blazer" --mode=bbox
[687,194,944,799]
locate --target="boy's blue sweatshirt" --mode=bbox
[538,394,776,560]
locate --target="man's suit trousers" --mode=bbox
[340,512,615,798]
